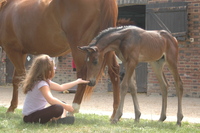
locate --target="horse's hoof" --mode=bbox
[6,107,15,113]
[72,103,80,113]
[67,112,74,116]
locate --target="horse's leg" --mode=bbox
[6,51,26,112]
[70,65,87,114]
[150,59,168,122]
[112,61,136,124]
[69,49,92,115]
[106,52,120,121]
[128,71,141,122]
[166,56,183,126]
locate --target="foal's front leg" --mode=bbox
[129,72,141,122]
[111,62,136,124]
[111,78,129,124]
[107,53,120,121]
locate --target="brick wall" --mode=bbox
[53,54,77,83]
[147,0,200,97]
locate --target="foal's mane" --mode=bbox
[90,26,128,46]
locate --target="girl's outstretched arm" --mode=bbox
[50,78,89,91]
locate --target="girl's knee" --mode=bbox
[52,104,64,116]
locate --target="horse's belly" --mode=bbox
[23,41,70,56]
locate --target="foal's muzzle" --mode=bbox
[88,80,96,86]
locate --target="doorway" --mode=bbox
[118,5,147,93]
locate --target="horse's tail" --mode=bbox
[83,0,118,99]
[117,18,136,26]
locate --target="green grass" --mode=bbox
[0,106,199,133]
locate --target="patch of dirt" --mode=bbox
[0,86,200,123]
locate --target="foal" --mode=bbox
[78,26,183,126]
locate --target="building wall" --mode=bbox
[53,0,200,97]
[147,0,200,97]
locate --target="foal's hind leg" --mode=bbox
[166,57,183,126]
[150,59,169,122]
[112,62,136,124]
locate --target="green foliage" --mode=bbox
[0,106,199,133]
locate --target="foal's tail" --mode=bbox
[160,30,178,48]
[160,30,179,61]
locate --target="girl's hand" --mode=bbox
[64,104,74,112]
[76,78,90,84]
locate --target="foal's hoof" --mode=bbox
[134,119,140,123]
[177,114,183,126]
[111,119,118,124]
[176,121,182,127]
[158,116,166,122]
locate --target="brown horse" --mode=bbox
[0,0,120,120]
[78,26,184,126]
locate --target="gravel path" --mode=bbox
[0,86,200,123]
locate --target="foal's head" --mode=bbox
[78,26,126,86]
[78,45,104,86]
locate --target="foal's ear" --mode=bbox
[77,46,98,53]
[77,46,87,53]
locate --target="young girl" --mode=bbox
[21,54,89,124]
